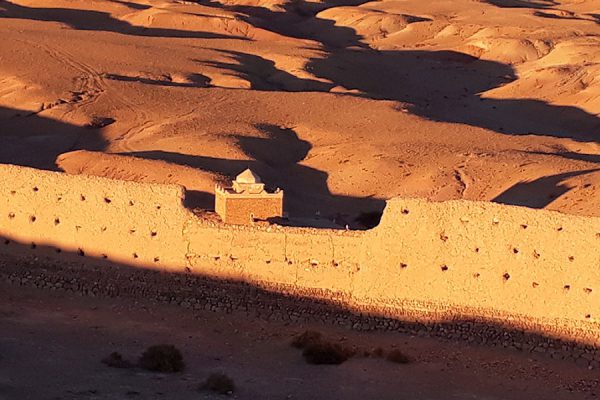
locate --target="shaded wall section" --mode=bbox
[1,164,599,345]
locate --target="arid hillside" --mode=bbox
[1,0,600,222]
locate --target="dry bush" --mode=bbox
[302,341,354,365]
[101,352,133,368]
[386,349,412,364]
[371,347,385,358]
[200,372,235,395]
[291,330,323,349]
[138,344,185,373]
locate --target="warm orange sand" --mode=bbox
[1,0,600,222]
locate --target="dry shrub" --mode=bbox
[371,347,385,358]
[302,341,354,365]
[291,330,323,349]
[386,349,412,364]
[200,372,235,395]
[102,352,133,368]
[138,344,185,373]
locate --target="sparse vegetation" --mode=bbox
[302,341,354,365]
[200,372,236,395]
[386,349,412,364]
[372,347,385,358]
[101,352,133,368]
[138,344,185,373]
[291,330,323,349]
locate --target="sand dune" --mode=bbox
[1,0,600,222]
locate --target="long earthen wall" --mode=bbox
[1,164,599,346]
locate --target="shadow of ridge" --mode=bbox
[525,151,600,164]
[0,105,108,170]
[196,49,334,92]
[492,168,600,208]
[103,73,211,88]
[0,0,248,40]
[481,0,558,8]
[0,235,598,363]
[307,48,600,142]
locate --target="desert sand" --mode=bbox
[1,0,600,222]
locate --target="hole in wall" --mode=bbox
[133,253,139,259]
[78,248,85,257]
[265,259,271,264]
[57,196,62,201]
[101,254,108,259]
[153,257,160,263]
[8,212,15,219]
[568,256,575,262]
[584,288,593,294]
[129,200,135,206]
[533,250,541,259]
[80,195,86,201]
[532,282,539,288]
[54,218,60,225]
[512,248,519,254]
[440,232,449,242]
[401,209,409,215]
[156,205,162,210]
[475,247,480,253]
[473,272,480,278]
[557,227,563,232]
[586,314,592,319]
[441,265,449,272]
[503,273,511,281]
[520,224,528,229]
[150,231,157,237]
[564,285,571,291]
[400,263,408,269]
[30,243,36,249]
[10,190,15,195]
[332,261,339,267]
[214,256,220,261]
[129,229,136,234]
[32,187,39,192]
[100,226,107,232]
[29,215,36,223]
[104,197,112,204]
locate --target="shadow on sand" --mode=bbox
[0,0,248,40]
[192,0,600,142]
[492,168,600,208]
[0,106,108,170]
